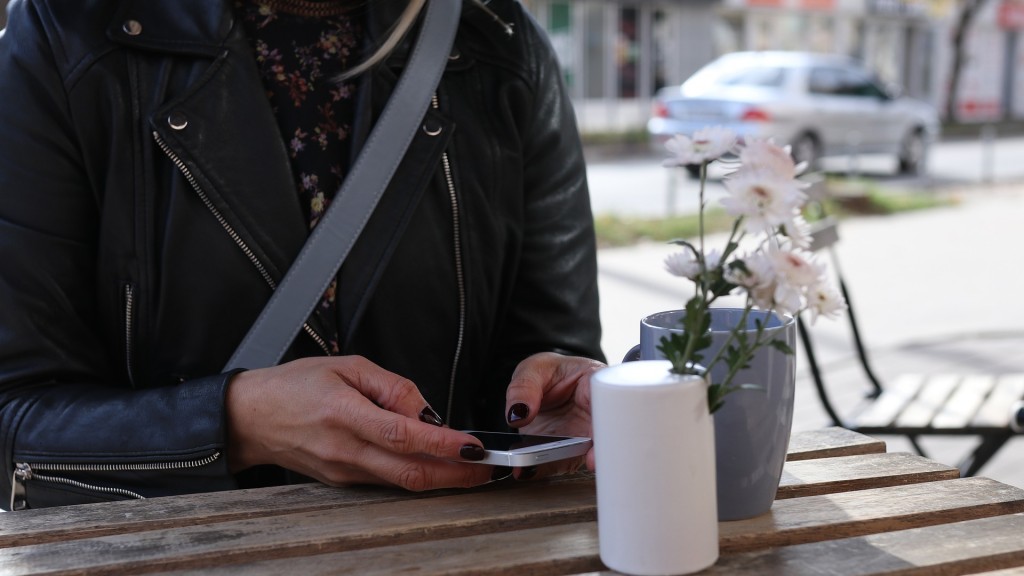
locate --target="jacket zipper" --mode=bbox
[151,131,330,356]
[10,452,221,511]
[432,95,467,424]
[123,282,136,387]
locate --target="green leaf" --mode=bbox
[707,383,727,414]
[769,339,796,355]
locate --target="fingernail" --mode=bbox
[491,466,513,481]
[518,466,538,480]
[418,406,444,427]
[507,403,529,424]
[460,444,486,461]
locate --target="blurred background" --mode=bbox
[2,0,1022,483]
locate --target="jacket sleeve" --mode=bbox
[0,0,235,510]
[491,9,606,372]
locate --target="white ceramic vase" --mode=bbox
[591,360,719,576]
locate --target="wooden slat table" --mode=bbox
[3,427,1024,575]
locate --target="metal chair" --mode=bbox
[800,216,1024,477]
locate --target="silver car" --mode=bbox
[647,51,940,176]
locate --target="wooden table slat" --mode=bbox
[777,451,958,499]
[720,477,1024,554]
[784,427,886,462]
[4,476,1021,576]
[0,428,883,549]
[708,513,1024,576]
[165,507,1024,576]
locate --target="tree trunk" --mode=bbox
[946,0,991,120]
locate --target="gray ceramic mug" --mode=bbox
[632,308,797,521]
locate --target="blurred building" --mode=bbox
[525,0,1024,134]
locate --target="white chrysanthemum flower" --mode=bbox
[738,138,806,180]
[664,126,737,166]
[771,282,804,317]
[664,251,701,280]
[769,247,824,288]
[807,281,846,323]
[721,168,806,231]
[780,213,812,249]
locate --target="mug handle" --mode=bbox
[622,344,641,363]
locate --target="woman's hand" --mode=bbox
[226,356,495,491]
[504,352,606,477]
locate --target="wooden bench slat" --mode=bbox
[778,452,958,499]
[972,374,1024,428]
[785,427,886,461]
[932,374,997,429]
[854,374,925,428]
[895,374,960,428]
[159,480,1024,576]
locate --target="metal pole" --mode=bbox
[981,123,996,185]
[666,166,678,217]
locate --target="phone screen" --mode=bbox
[467,431,574,451]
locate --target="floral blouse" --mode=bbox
[236,0,365,354]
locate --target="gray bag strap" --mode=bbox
[225,0,461,371]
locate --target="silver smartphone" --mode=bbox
[461,430,592,467]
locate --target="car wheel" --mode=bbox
[789,134,819,171]
[898,129,927,175]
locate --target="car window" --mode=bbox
[809,66,887,98]
[715,66,785,88]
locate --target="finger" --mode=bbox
[504,353,558,427]
[331,356,444,425]
[337,441,495,491]
[336,388,485,462]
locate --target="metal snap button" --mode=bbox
[422,122,442,137]
[167,112,188,130]
[448,48,461,61]
[122,20,142,36]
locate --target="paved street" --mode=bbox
[589,137,1024,487]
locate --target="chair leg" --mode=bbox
[958,432,1013,478]
[906,435,927,458]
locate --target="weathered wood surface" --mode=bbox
[162,486,1024,576]
[785,427,886,461]
[777,452,959,499]
[720,477,1024,553]
[7,429,1024,576]
[1,428,864,548]
[5,477,1021,576]
[0,480,598,575]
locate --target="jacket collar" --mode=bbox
[107,0,235,57]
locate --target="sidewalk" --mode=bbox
[593,175,1024,487]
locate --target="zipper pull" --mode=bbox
[11,463,31,511]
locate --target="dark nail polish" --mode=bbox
[507,403,530,424]
[491,466,513,481]
[418,406,444,427]
[518,466,538,480]
[460,444,486,461]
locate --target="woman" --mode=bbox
[0,0,605,509]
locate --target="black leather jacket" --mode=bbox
[0,0,603,509]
